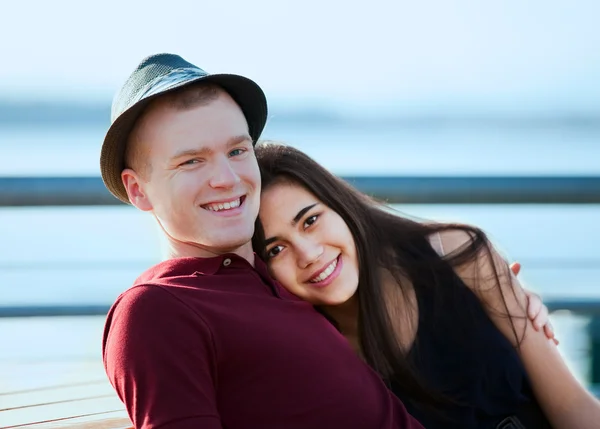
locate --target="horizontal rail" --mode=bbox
[546,299,600,315]
[1,176,600,206]
[0,305,111,318]
[2,299,600,318]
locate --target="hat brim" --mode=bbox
[100,73,268,204]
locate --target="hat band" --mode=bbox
[111,68,207,121]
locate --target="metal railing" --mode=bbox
[0,298,597,318]
[1,176,600,206]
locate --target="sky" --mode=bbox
[1,0,599,114]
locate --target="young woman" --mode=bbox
[252,142,598,429]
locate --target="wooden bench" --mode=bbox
[0,316,132,428]
[0,377,131,428]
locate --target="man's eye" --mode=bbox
[229,148,246,157]
[181,159,199,166]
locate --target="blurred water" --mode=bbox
[0,203,598,306]
[1,122,600,176]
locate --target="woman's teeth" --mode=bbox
[310,258,338,283]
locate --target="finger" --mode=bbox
[510,262,521,276]
[533,304,554,332]
[533,304,549,331]
[545,324,560,345]
[543,321,556,341]
[527,294,543,323]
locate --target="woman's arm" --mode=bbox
[438,229,600,429]
[428,233,557,342]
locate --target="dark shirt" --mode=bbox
[103,254,424,429]
[391,240,552,429]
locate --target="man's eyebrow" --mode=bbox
[263,203,319,247]
[169,148,208,161]
[226,134,252,148]
[168,135,252,163]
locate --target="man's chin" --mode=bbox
[207,233,253,254]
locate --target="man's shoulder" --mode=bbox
[107,255,261,325]
[104,281,211,344]
[108,260,216,322]
[108,283,182,321]
[102,282,216,375]
[109,258,200,317]
[123,258,210,300]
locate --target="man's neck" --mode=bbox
[163,239,255,267]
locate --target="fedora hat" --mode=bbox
[100,53,268,203]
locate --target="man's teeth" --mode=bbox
[310,259,338,283]
[205,198,241,212]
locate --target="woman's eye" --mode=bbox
[229,148,246,157]
[304,215,318,228]
[267,245,284,258]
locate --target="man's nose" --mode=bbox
[209,155,241,189]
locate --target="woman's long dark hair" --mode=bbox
[252,141,522,412]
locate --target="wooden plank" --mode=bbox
[1,381,116,411]
[3,410,131,429]
[0,317,130,428]
[0,396,125,428]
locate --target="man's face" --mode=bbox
[123,90,261,256]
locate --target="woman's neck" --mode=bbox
[320,294,362,357]
[320,267,418,354]
[321,294,360,337]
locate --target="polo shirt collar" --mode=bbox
[136,253,271,281]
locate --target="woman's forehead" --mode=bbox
[262,181,317,203]
[260,183,319,223]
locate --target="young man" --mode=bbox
[100,53,425,429]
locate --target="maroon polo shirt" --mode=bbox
[102,253,424,429]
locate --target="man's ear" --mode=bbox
[122,168,153,211]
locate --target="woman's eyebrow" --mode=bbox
[263,203,319,246]
[292,203,318,225]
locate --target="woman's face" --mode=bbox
[259,181,360,306]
